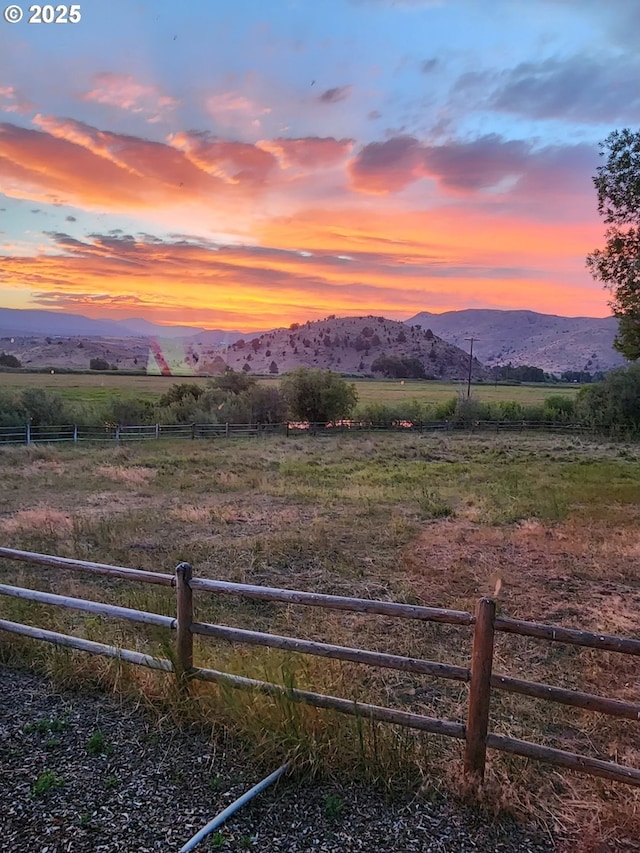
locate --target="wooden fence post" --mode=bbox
[464,597,496,783]
[175,562,194,683]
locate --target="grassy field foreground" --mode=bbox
[0,431,639,849]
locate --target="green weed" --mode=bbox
[323,792,345,820]
[87,729,111,756]
[31,770,64,798]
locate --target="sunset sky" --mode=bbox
[1,0,639,331]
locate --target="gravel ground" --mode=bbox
[0,667,556,852]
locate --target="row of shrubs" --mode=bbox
[1,366,639,435]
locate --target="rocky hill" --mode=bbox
[405,309,626,374]
[207,316,484,379]
[0,335,149,371]
[0,316,483,378]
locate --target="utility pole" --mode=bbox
[465,337,478,398]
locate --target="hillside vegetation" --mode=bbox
[214,316,485,379]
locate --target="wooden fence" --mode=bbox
[0,546,639,787]
[0,419,599,446]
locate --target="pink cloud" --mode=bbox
[348,136,427,194]
[0,85,35,115]
[82,73,179,121]
[205,91,272,131]
[348,133,599,206]
[257,137,354,169]
[169,131,277,185]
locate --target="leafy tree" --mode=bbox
[281,368,358,424]
[0,390,27,426]
[106,396,155,425]
[586,129,640,360]
[492,363,547,383]
[560,370,599,384]
[575,365,640,433]
[213,369,255,395]
[371,354,427,379]
[158,383,204,407]
[245,385,287,424]
[269,360,279,374]
[0,352,21,368]
[89,357,110,371]
[21,388,68,425]
[542,395,576,422]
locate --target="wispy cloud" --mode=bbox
[0,85,35,115]
[453,55,640,124]
[205,91,272,132]
[82,72,179,122]
[256,137,354,169]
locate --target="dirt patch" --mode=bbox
[0,506,74,537]
[404,513,640,629]
[95,465,157,485]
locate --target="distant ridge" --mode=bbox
[0,308,248,343]
[0,308,127,338]
[405,309,625,374]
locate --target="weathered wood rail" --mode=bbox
[0,546,639,788]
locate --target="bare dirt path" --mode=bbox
[0,666,556,852]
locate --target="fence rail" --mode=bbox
[0,547,639,788]
[0,418,601,446]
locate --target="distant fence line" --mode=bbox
[0,419,608,446]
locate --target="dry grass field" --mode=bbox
[0,431,638,850]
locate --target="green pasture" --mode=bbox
[0,371,581,408]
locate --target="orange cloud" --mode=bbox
[0,119,263,219]
[1,211,610,332]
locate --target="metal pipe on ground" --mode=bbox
[178,761,291,853]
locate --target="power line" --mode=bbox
[464,337,479,398]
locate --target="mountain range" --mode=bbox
[406,309,625,374]
[0,308,244,343]
[0,307,627,374]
